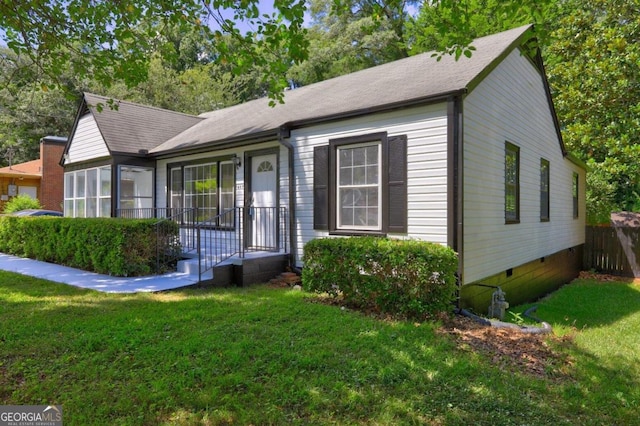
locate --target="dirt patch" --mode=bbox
[438,315,574,379]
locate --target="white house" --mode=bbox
[61,25,586,310]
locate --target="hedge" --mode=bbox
[302,237,458,319]
[0,216,181,277]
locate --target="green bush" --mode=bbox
[0,217,181,276]
[302,237,458,319]
[2,194,41,213]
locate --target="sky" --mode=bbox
[211,1,312,34]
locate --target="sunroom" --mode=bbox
[63,164,154,218]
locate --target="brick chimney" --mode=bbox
[39,136,67,211]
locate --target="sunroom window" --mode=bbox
[119,166,153,210]
[64,166,111,217]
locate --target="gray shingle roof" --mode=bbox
[151,24,533,154]
[83,93,203,155]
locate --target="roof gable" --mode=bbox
[81,93,204,155]
[152,24,535,154]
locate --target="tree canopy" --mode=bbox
[0,1,308,101]
[287,0,410,86]
[545,0,640,222]
[0,1,309,162]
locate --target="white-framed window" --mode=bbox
[184,162,218,220]
[66,171,86,217]
[169,159,236,225]
[336,141,382,231]
[18,186,38,199]
[170,167,182,211]
[64,166,111,217]
[99,166,111,217]
[314,132,407,235]
[86,169,97,217]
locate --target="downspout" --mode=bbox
[278,127,297,269]
[447,95,464,308]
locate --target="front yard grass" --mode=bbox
[1,271,639,425]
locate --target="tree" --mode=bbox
[0,1,310,162]
[545,0,640,215]
[288,0,409,86]
[291,0,553,87]
[405,0,550,57]
[337,0,418,59]
[0,18,289,163]
[98,52,258,115]
[0,0,309,103]
[0,48,79,165]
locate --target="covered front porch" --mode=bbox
[117,206,291,285]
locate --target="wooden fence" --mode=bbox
[584,226,640,278]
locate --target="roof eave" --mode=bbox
[534,49,570,158]
[152,90,468,158]
[0,172,41,179]
[60,95,87,167]
[566,153,588,171]
[152,129,281,159]
[283,90,468,130]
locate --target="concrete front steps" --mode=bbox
[177,252,290,287]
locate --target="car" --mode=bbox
[11,209,64,217]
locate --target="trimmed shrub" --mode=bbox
[3,194,41,213]
[0,217,180,276]
[302,237,458,319]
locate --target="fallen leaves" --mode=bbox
[438,315,574,379]
[578,271,640,285]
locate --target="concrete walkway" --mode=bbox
[0,253,199,293]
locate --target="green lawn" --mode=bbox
[1,272,639,425]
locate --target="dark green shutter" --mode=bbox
[386,135,407,233]
[313,145,329,230]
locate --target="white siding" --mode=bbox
[463,49,586,284]
[66,114,109,164]
[292,104,449,266]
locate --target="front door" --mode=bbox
[249,153,278,249]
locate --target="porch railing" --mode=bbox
[197,207,288,282]
[116,206,289,281]
[196,208,243,280]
